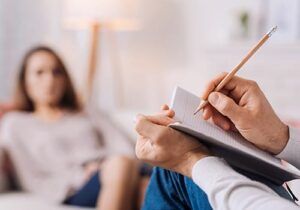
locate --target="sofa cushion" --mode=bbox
[0,193,94,210]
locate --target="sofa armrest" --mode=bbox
[0,150,10,193]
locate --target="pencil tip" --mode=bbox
[268,26,278,37]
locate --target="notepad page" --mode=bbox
[170,86,285,169]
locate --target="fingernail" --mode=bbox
[167,110,175,115]
[208,93,219,105]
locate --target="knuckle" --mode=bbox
[135,141,146,160]
[248,80,259,89]
[251,106,261,118]
[134,119,142,132]
[135,147,143,160]
[135,141,141,157]
[135,148,140,159]
[135,150,145,161]
[135,117,147,133]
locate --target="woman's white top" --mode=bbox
[0,111,133,203]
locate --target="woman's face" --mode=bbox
[25,51,66,108]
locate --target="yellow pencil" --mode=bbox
[194,26,278,115]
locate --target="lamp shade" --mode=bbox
[63,0,138,28]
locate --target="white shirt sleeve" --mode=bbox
[192,157,299,210]
[277,127,300,169]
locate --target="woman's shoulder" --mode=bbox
[1,111,33,129]
[1,111,31,122]
[0,111,32,141]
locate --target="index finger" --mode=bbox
[201,72,228,100]
[146,114,176,126]
[135,115,166,139]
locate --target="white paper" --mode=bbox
[169,86,300,182]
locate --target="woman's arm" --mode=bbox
[192,157,299,210]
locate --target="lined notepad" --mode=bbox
[169,86,300,184]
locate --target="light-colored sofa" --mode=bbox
[0,154,95,210]
[0,193,93,210]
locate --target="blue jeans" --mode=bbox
[142,167,292,210]
[142,168,212,210]
[64,172,101,207]
[64,164,153,207]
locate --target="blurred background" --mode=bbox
[1,0,300,120]
[1,1,300,209]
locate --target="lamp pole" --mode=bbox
[86,22,100,103]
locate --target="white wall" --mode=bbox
[117,0,300,119]
[0,1,6,100]
[0,0,300,119]
[0,0,89,100]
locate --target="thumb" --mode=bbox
[208,92,242,122]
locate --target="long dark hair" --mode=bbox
[14,46,81,112]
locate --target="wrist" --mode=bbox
[271,123,289,155]
[180,151,210,178]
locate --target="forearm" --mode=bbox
[192,157,298,210]
[277,127,300,169]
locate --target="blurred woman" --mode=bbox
[0,46,147,210]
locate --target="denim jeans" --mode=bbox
[64,164,152,207]
[142,167,292,210]
[64,172,101,207]
[142,167,212,210]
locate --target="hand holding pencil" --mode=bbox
[192,26,289,155]
[194,26,278,115]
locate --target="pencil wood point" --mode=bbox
[193,110,200,115]
[193,100,207,115]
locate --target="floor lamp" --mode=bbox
[63,0,139,106]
